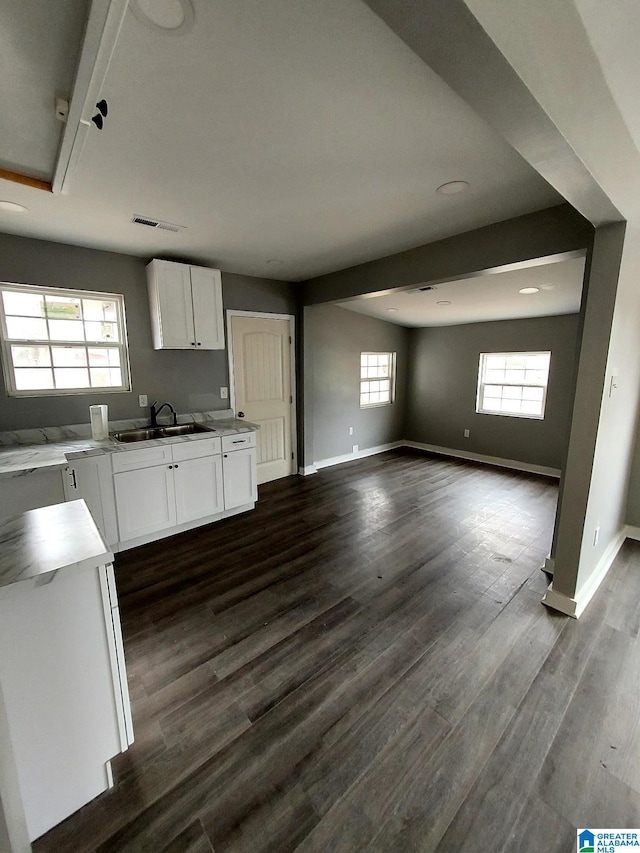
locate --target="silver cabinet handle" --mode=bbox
[68,468,77,489]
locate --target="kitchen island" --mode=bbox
[0,500,133,849]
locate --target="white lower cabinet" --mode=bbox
[174,454,224,524]
[110,433,257,547]
[114,464,177,542]
[222,447,257,509]
[64,454,118,546]
[112,436,241,545]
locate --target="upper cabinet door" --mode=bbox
[152,260,194,348]
[190,266,225,350]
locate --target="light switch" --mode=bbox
[220,387,228,399]
[138,394,148,407]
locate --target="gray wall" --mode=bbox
[0,233,298,431]
[304,304,409,464]
[405,314,581,470]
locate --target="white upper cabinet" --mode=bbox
[147,259,224,350]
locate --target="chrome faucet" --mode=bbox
[150,401,177,427]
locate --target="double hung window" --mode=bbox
[476,351,551,419]
[360,352,395,408]
[0,284,131,396]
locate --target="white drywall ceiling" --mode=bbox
[0,0,560,280]
[0,0,89,180]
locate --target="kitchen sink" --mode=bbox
[112,423,216,443]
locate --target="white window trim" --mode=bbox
[0,282,132,397]
[360,351,396,409]
[476,350,550,420]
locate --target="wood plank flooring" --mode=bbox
[33,449,640,852]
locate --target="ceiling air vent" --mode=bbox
[408,284,439,293]
[130,215,186,233]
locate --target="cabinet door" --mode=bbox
[114,465,176,542]
[190,265,224,350]
[151,260,195,349]
[64,455,118,546]
[174,454,224,524]
[222,447,257,510]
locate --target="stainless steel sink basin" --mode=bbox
[159,423,216,437]
[112,423,216,443]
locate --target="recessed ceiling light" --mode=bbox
[266,259,284,267]
[519,287,540,295]
[436,181,469,195]
[0,201,28,213]
[387,308,399,313]
[436,300,451,306]
[131,0,194,34]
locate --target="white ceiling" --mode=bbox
[0,0,561,281]
[0,0,89,180]
[339,254,585,327]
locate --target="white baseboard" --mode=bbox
[541,527,627,618]
[624,524,640,541]
[403,441,561,479]
[304,440,561,478]
[314,441,402,471]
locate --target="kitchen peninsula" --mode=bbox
[0,500,133,847]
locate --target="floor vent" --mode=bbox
[131,215,185,233]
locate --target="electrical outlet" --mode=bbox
[220,387,228,399]
[464,429,470,438]
[593,526,600,547]
[348,426,354,435]
[138,394,148,407]
[352,444,359,453]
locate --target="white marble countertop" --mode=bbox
[0,500,112,589]
[0,414,259,480]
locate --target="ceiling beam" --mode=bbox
[0,168,52,193]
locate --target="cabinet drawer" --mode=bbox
[221,432,256,452]
[111,445,173,474]
[172,436,222,462]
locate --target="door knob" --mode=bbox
[237,411,245,418]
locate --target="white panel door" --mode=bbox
[155,261,194,348]
[174,454,224,524]
[113,465,176,542]
[190,266,224,349]
[230,315,294,484]
[222,448,257,509]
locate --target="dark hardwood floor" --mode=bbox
[34,449,640,852]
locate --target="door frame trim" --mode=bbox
[226,310,298,478]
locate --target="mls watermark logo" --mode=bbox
[578,828,640,852]
[579,830,596,853]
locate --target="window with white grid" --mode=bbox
[476,351,551,419]
[0,283,131,396]
[360,352,395,408]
